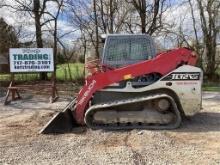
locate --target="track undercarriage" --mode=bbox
[85,93,181,130]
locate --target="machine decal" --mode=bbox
[161,72,200,81]
[78,80,96,105]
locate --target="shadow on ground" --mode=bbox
[175,112,220,133]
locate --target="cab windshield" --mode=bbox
[103,35,156,68]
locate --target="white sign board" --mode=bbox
[9,48,54,72]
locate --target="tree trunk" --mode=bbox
[140,13,146,33]
[205,39,216,80]
[109,0,114,33]
[53,19,57,77]
[93,0,99,58]
[33,0,47,80]
[130,0,146,34]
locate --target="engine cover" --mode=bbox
[99,65,203,116]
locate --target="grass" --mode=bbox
[201,67,220,92]
[53,63,84,81]
[0,63,85,82]
[1,63,220,92]
[203,83,220,92]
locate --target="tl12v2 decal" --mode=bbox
[161,72,200,81]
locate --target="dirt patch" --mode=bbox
[0,92,220,164]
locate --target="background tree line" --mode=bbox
[0,0,219,81]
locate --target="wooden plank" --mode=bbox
[4,81,13,105]
[4,71,58,105]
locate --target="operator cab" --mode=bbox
[102,34,156,68]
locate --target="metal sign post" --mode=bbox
[4,48,58,105]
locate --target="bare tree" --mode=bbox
[49,0,64,71]
[97,0,117,33]
[161,0,219,80]
[127,0,146,33]
[97,0,132,33]
[197,0,220,80]
[33,0,43,48]
[67,0,133,59]
[66,0,99,58]
[188,0,204,69]
[33,0,48,80]
[126,0,168,35]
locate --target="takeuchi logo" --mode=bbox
[78,80,96,105]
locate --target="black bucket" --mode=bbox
[40,99,77,134]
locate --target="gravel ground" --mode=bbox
[0,90,220,165]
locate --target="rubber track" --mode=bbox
[84,94,182,130]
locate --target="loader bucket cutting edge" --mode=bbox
[40,99,77,134]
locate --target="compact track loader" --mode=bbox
[41,34,203,134]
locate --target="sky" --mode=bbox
[0,0,79,47]
[0,0,201,49]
